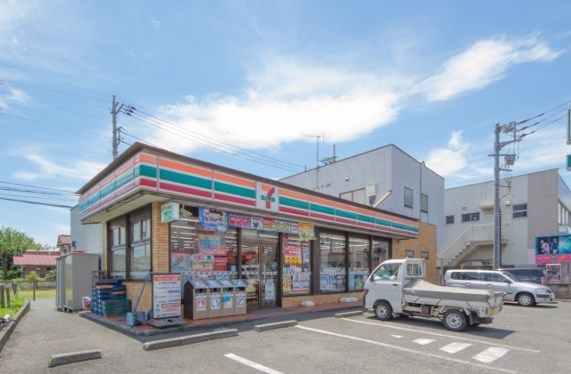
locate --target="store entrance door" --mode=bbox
[240,230,279,310]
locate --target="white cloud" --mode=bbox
[419,35,562,102]
[151,18,161,30]
[149,58,403,153]
[425,131,469,177]
[12,154,106,182]
[0,87,30,108]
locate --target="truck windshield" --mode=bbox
[372,263,401,281]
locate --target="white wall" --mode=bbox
[281,145,445,248]
[70,205,104,255]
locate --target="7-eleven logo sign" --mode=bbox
[256,182,279,212]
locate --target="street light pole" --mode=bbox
[493,123,502,270]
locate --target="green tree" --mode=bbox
[0,227,40,279]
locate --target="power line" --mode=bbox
[0,186,77,197]
[0,180,76,194]
[0,196,73,209]
[0,193,77,202]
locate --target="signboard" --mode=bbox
[152,274,182,318]
[161,202,180,223]
[199,207,228,231]
[228,213,298,234]
[299,221,316,241]
[567,154,571,171]
[545,264,562,282]
[256,182,279,212]
[536,234,571,263]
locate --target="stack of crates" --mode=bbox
[91,279,131,317]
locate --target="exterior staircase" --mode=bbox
[439,223,509,268]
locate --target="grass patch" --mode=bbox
[0,295,25,317]
[17,289,56,300]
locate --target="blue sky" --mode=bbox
[1,0,570,246]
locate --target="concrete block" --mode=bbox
[254,320,298,332]
[48,350,102,368]
[143,329,238,351]
[300,300,315,307]
[334,310,364,318]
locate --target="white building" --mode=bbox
[441,169,571,269]
[280,144,445,249]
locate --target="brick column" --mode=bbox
[151,202,170,273]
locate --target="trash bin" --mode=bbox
[207,280,222,318]
[219,279,235,316]
[183,279,209,320]
[233,279,247,315]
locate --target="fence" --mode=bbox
[0,281,56,301]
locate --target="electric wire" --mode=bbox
[0,180,76,194]
[0,196,73,209]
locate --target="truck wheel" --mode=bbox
[516,293,535,307]
[443,310,467,331]
[374,301,393,321]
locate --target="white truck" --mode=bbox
[364,258,505,331]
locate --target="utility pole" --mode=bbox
[111,95,124,159]
[490,122,518,269]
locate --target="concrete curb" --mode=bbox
[143,328,238,351]
[334,310,364,318]
[254,320,298,332]
[0,300,31,352]
[48,350,102,368]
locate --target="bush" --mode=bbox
[26,271,40,283]
[45,270,56,280]
[5,268,21,280]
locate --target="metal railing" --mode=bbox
[438,222,509,267]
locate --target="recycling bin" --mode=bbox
[220,279,235,316]
[183,279,209,320]
[207,280,223,318]
[233,279,247,315]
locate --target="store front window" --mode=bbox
[319,232,346,293]
[372,238,389,270]
[348,235,370,291]
[129,212,151,280]
[109,218,126,279]
[282,235,311,296]
[169,206,238,284]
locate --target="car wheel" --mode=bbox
[374,301,393,321]
[443,310,467,331]
[517,292,535,307]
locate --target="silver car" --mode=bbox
[443,269,554,307]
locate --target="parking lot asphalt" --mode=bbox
[1,300,570,374]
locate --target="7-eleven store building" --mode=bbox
[77,143,434,317]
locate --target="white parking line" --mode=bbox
[224,353,284,374]
[473,347,510,364]
[414,338,435,345]
[296,325,516,374]
[440,342,472,354]
[391,334,403,338]
[340,318,539,353]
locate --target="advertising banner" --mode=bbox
[299,221,316,241]
[545,264,562,282]
[199,207,228,231]
[152,274,182,318]
[536,234,571,264]
[228,213,299,234]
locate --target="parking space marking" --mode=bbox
[391,334,403,338]
[224,353,284,374]
[296,325,516,374]
[340,318,539,353]
[414,338,435,345]
[473,347,510,364]
[440,342,472,354]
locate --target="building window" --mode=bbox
[129,212,151,280]
[319,232,346,293]
[405,249,415,258]
[512,203,527,219]
[108,218,127,279]
[348,235,370,291]
[445,215,454,224]
[282,235,311,296]
[404,187,413,208]
[421,193,428,213]
[461,212,480,223]
[420,251,429,259]
[371,239,389,269]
